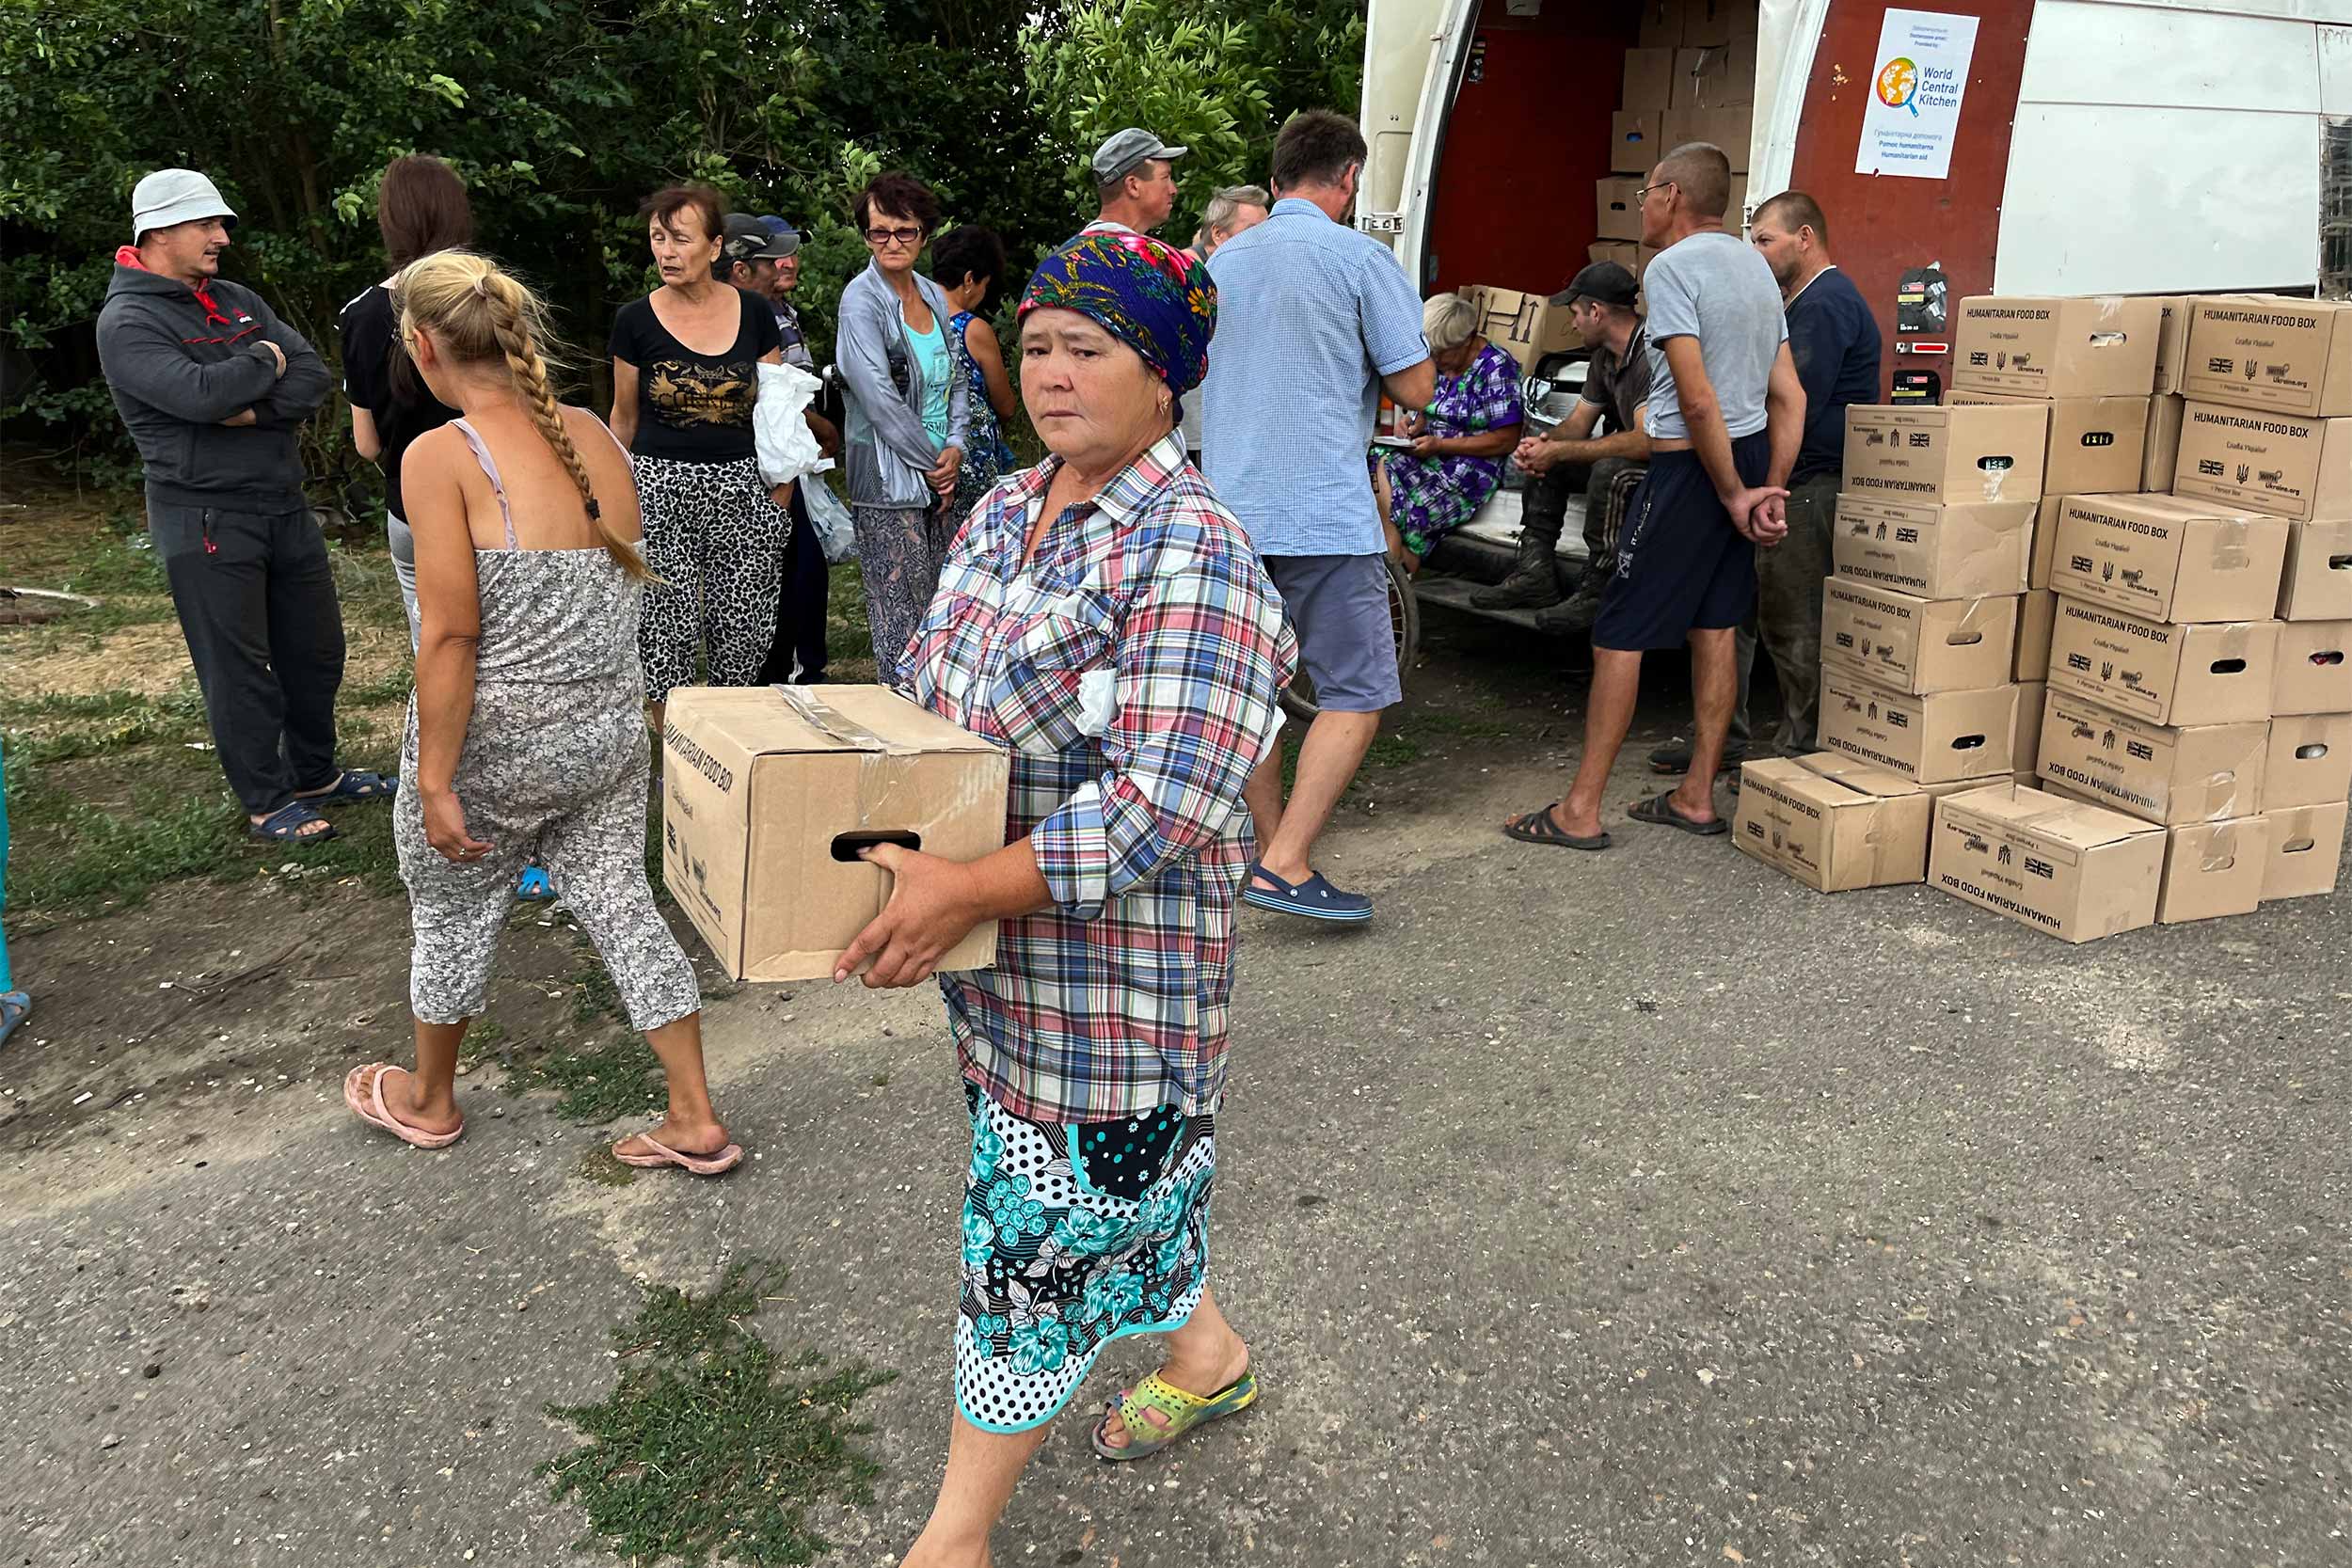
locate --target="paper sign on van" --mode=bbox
[1854,9,1979,180]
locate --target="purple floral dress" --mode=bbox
[1380,341,1525,558]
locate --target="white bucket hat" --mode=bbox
[131,169,238,241]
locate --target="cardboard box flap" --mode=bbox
[727,684,1005,756]
[1942,781,2159,851]
[1794,752,1923,800]
[1749,756,1910,822]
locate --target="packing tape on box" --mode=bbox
[2199,819,2241,873]
[774,683,924,826]
[2200,768,2245,819]
[2210,516,2249,572]
[2218,622,2252,661]
[1949,595,2002,648]
[774,685,919,756]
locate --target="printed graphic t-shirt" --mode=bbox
[609,288,783,463]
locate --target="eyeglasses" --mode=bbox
[1634,180,1677,205]
[865,226,923,248]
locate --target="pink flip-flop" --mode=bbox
[611,1132,743,1176]
[343,1063,465,1149]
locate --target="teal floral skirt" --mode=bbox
[955,1083,1215,1433]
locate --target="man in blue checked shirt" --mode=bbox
[1201,110,1435,926]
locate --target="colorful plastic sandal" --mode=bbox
[1090,1369,1259,1461]
[515,865,554,901]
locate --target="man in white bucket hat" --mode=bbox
[97,169,386,849]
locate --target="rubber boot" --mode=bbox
[1472,524,1565,610]
[1533,562,1611,635]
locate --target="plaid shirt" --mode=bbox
[901,432,1295,1124]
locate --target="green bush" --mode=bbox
[1,0,1362,486]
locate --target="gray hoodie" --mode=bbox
[96,261,331,512]
[835,260,970,510]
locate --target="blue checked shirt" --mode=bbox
[1199,198,1431,556]
[900,433,1296,1123]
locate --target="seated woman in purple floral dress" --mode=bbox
[1375,292,1525,572]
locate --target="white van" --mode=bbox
[1358,0,2352,611]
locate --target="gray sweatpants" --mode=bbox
[1730,472,1838,753]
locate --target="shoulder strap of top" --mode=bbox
[583,410,632,467]
[450,418,518,550]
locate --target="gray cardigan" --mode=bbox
[836,260,970,510]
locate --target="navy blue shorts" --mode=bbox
[1592,436,1769,653]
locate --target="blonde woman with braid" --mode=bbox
[342,251,740,1176]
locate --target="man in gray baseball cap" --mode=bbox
[96,168,374,848]
[1083,127,1187,236]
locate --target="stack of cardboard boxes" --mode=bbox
[1739,292,2352,942]
[1597,0,1757,280]
[1734,397,2045,895]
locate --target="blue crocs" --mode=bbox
[515,865,554,901]
[1239,864,1373,924]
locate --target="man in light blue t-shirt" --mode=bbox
[1202,110,1435,925]
[1505,141,1804,855]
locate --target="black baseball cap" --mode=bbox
[1550,261,1639,309]
[722,214,794,264]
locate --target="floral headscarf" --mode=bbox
[1017,230,1216,395]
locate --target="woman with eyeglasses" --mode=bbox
[835,172,968,680]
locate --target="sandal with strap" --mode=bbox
[1090,1369,1260,1462]
[342,1064,465,1149]
[0,991,30,1052]
[1239,864,1372,923]
[1502,803,1612,851]
[612,1132,743,1176]
[247,801,337,846]
[1628,790,1728,837]
[299,769,397,803]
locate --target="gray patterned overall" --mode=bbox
[395,418,701,1031]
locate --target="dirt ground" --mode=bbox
[10,480,2350,1568]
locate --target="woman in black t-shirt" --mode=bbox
[609,184,789,721]
[340,154,471,645]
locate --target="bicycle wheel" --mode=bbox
[1279,556,1420,723]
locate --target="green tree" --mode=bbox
[0,0,1069,490]
[1024,0,1366,244]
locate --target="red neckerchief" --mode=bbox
[115,245,234,327]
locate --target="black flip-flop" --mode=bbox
[1503,803,1612,851]
[1628,791,1727,836]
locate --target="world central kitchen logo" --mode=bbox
[1873,45,1964,115]
[1874,55,1920,113]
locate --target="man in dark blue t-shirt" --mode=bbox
[1652,189,1881,770]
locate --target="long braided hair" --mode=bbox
[393,250,650,580]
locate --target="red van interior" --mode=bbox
[1422,0,1642,301]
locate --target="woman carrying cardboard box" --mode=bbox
[832,230,1294,1568]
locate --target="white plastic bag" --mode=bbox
[754,361,834,487]
[800,473,858,564]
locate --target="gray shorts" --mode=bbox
[1265,553,1402,713]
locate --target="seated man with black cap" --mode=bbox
[1474,260,1651,635]
[1083,127,1188,237]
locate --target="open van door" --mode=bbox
[1359,0,1482,291]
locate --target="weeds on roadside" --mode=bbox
[542,1260,893,1568]
[488,935,665,1123]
